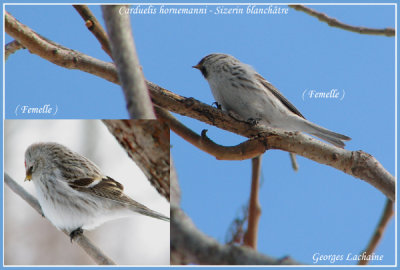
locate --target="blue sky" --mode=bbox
[4,2,397,266]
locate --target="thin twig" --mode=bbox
[289,153,299,171]
[289,5,395,37]
[358,199,394,265]
[73,5,112,58]
[4,173,116,265]
[244,156,262,249]
[5,40,24,60]
[5,10,395,201]
[4,173,43,215]
[102,5,156,119]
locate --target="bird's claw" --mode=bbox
[247,118,261,126]
[212,102,222,110]
[69,227,83,243]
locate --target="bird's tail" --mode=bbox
[302,119,351,148]
[129,203,170,222]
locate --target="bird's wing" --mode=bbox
[69,176,169,221]
[68,176,129,202]
[254,73,305,119]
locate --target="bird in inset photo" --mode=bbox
[24,142,169,240]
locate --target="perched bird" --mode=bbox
[24,142,169,240]
[193,53,351,148]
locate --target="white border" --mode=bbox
[3,2,397,268]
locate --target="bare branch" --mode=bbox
[289,5,395,37]
[155,107,266,160]
[358,199,394,265]
[5,40,24,60]
[244,156,262,249]
[169,159,300,265]
[171,205,301,265]
[102,120,170,201]
[170,155,180,208]
[102,5,156,119]
[4,173,116,265]
[5,10,394,201]
[5,11,119,84]
[4,173,43,215]
[73,5,112,58]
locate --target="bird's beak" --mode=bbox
[25,173,32,182]
[192,64,201,70]
[25,167,32,182]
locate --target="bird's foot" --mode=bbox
[69,227,83,243]
[212,102,222,110]
[247,118,261,126]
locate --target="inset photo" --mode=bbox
[4,120,170,265]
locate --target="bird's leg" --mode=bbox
[69,227,83,243]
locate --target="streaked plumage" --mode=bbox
[24,142,169,237]
[194,53,351,148]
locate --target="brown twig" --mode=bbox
[289,5,395,37]
[73,5,112,58]
[5,10,395,201]
[5,40,24,60]
[289,153,299,171]
[155,107,266,160]
[244,156,262,249]
[358,199,394,265]
[4,173,116,265]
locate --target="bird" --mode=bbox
[193,53,351,148]
[24,142,169,240]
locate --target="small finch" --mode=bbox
[24,142,169,240]
[193,53,351,148]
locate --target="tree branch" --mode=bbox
[244,156,262,249]
[5,40,24,60]
[289,5,395,37]
[155,107,266,160]
[73,5,112,58]
[169,169,302,265]
[358,199,394,265]
[5,10,394,201]
[4,173,116,265]
[102,5,156,119]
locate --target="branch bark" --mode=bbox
[289,5,395,37]
[73,5,112,58]
[4,173,116,265]
[5,40,24,60]
[358,199,394,265]
[169,166,301,265]
[155,107,266,160]
[102,5,156,119]
[244,156,262,249]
